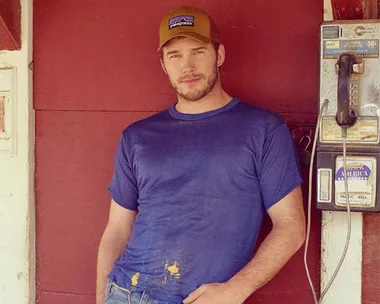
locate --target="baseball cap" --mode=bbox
[158,6,220,51]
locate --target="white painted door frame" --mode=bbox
[0,0,34,303]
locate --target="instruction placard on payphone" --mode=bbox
[317,21,380,212]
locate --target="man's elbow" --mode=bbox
[277,220,306,253]
[292,219,306,252]
[294,227,306,251]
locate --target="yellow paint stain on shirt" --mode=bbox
[131,272,140,286]
[165,261,180,279]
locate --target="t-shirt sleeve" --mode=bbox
[259,123,302,211]
[108,132,139,211]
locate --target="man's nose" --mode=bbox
[181,55,195,74]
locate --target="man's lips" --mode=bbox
[180,77,202,84]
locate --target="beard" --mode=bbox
[168,63,219,102]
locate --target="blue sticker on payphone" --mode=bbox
[335,165,371,181]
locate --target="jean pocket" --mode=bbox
[104,279,114,302]
[104,280,131,303]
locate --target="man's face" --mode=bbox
[161,37,220,102]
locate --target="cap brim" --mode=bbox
[157,32,211,52]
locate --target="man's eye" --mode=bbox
[194,50,204,55]
[169,54,180,59]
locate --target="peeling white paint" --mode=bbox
[321,212,362,304]
[323,0,334,21]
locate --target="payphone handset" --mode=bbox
[317,20,380,213]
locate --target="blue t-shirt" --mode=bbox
[108,98,302,303]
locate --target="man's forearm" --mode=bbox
[96,232,128,304]
[226,225,305,302]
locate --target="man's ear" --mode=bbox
[216,44,226,67]
[160,58,168,75]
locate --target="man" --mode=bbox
[97,5,305,304]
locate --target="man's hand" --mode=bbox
[183,282,244,304]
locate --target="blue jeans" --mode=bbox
[104,280,173,304]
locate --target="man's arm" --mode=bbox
[183,185,305,304]
[96,199,137,304]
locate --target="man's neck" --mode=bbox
[175,90,233,114]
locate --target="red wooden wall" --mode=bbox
[34,1,323,303]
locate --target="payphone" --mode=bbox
[317,20,380,213]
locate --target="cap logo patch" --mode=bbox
[169,15,194,29]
